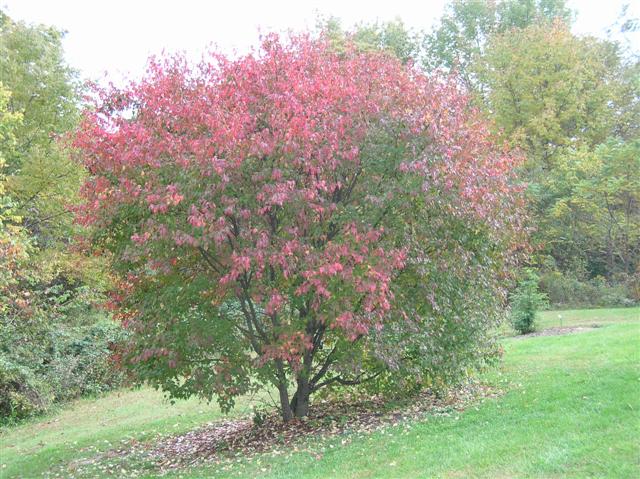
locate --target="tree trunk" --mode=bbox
[289,343,316,419]
[274,359,294,421]
[277,382,293,422]
[278,320,320,421]
[290,377,311,418]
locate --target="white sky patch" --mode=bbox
[2,0,638,85]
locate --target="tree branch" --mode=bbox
[309,344,338,388]
[198,247,222,274]
[312,370,382,393]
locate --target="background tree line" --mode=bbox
[0,11,124,421]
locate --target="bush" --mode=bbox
[0,357,51,421]
[45,319,129,401]
[510,270,549,334]
[1,307,127,422]
[539,271,637,309]
[0,280,125,422]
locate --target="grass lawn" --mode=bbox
[1,306,638,478]
[0,389,256,478]
[537,306,640,330]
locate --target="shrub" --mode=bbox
[45,319,128,401]
[510,270,548,334]
[0,357,51,421]
[0,319,127,422]
[74,34,526,421]
[0,278,127,422]
[539,271,637,309]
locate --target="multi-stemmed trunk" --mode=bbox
[275,352,314,421]
[276,381,311,421]
[272,322,379,422]
[290,375,311,417]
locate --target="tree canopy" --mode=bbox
[0,11,82,245]
[74,35,525,421]
[423,0,572,90]
[474,19,639,289]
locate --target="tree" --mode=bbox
[0,10,111,321]
[423,0,572,91]
[424,2,638,305]
[318,16,420,64]
[475,21,639,290]
[0,11,82,245]
[1,82,27,318]
[475,21,618,174]
[544,139,640,281]
[74,35,525,421]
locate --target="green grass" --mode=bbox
[498,306,639,337]
[537,306,639,330]
[0,388,255,478]
[2,307,638,478]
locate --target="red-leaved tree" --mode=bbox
[73,34,526,421]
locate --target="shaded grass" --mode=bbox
[1,307,638,478]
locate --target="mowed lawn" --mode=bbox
[1,307,639,478]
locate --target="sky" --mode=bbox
[2,0,638,85]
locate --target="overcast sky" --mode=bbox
[2,0,638,85]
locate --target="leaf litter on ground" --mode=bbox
[45,380,500,478]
